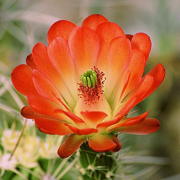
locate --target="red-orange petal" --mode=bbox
[32,70,59,103]
[121,49,146,97]
[116,75,154,118]
[21,105,63,121]
[88,134,117,152]
[132,76,154,100]
[146,64,165,96]
[66,124,97,135]
[96,22,125,73]
[108,112,148,131]
[27,95,82,125]
[118,118,160,135]
[21,106,51,119]
[126,34,133,40]
[48,37,77,98]
[35,118,72,135]
[32,42,65,87]
[32,42,75,108]
[32,42,62,88]
[131,32,151,59]
[105,37,131,94]
[123,64,165,108]
[108,37,131,72]
[27,95,64,119]
[26,54,36,69]
[58,134,85,158]
[117,77,153,120]
[96,22,125,43]
[47,20,76,43]
[11,64,37,96]
[81,111,107,123]
[82,14,108,30]
[97,97,137,128]
[48,37,75,78]
[32,42,59,82]
[123,112,149,126]
[111,136,122,152]
[101,75,154,129]
[21,106,71,135]
[55,109,85,123]
[68,26,100,74]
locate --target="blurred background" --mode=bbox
[0,0,179,179]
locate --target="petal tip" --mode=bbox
[57,135,84,158]
[82,14,108,30]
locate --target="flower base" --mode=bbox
[79,143,117,180]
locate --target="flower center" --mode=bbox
[80,70,97,88]
[78,67,105,104]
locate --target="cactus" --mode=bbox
[79,143,117,180]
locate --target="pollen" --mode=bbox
[78,67,105,104]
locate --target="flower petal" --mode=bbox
[69,26,100,74]
[126,34,133,40]
[97,97,137,128]
[116,75,154,118]
[32,69,69,110]
[146,64,165,97]
[21,105,70,124]
[32,70,58,101]
[58,134,85,158]
[99,75,154,128]
[32,42,74,108]
[131,33,151,59]
[74,96,112,124]
[21,106,54,120]
[11,64,37,96]
[118,118,160,135]
[96,22,125,42]
[108,112,148,131]
[35,118,72,135]
[120,49,146,98]
[47,20,76,43]
[27,95,65,119]
[121,64,165,110]
[81,111,107,124]
[88,134,117,152]
[111,136,122,152]
[105,37,131,95]
[26,54,36,69]
[32,42,62,86]
[82,14,108,30]
[32,42,58,80]
[96,22,125,73]
[123,112,149,126]
[21,106,72,135]
[55,109,85,123]
[27,95,83,126]
[48,37,77,98]
[112,49,145,111]
[66,124,97,135]
[108,71,159,128]
[116,65,165,117]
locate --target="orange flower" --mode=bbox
[11,14,165,158]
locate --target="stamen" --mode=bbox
[78,67,105,104]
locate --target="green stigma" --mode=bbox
[80,70,97,88]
